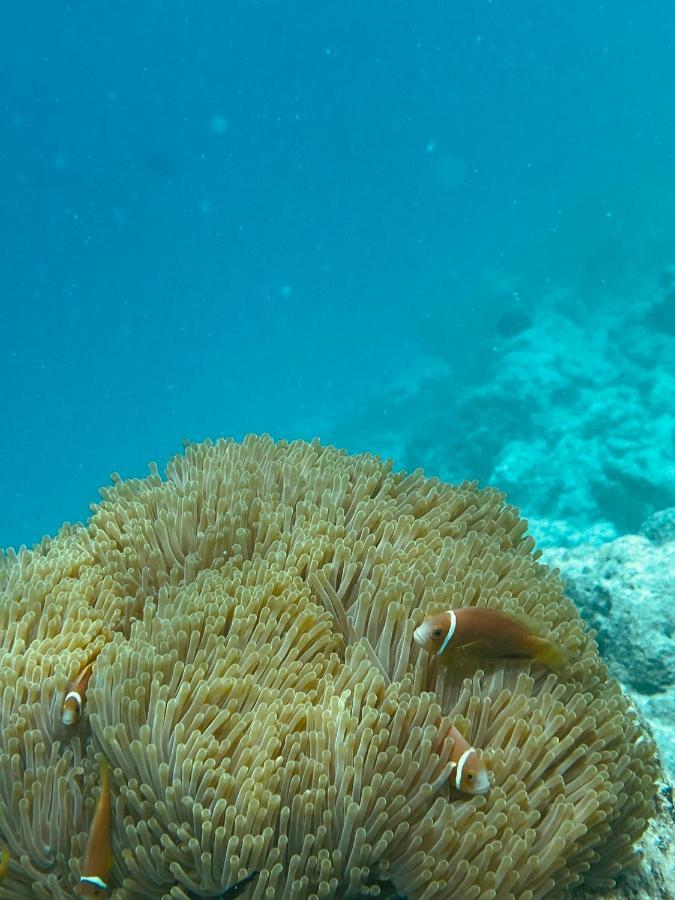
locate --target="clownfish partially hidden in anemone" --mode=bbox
[62,658,97,726]
[414,607,571,671]
[78,758,112,896]
[440,725,491,796]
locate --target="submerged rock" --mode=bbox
[542,517,675,897]
[542,524,675,772]
[640,506,675,545]
[339,289,675,541]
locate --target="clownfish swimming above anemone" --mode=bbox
[414,606,572,671]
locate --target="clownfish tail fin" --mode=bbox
[99,757,110,788]
[533,637,573,672]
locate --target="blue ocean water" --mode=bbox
[2,1,674,549]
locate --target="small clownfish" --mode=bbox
[438,725,490,796]
[0,845,9,880]
[62,659,96,726]
[413,607,570,671]
[79,759,112,897]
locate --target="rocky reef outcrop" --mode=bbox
[543,509,675,899]
[334,272,675,546]
[542,509,675,772]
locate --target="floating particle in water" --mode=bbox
[210,115,229,135]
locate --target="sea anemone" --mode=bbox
[0,435,657,898]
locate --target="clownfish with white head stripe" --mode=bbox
[62,659,96,726]
[435,725,490,795]
[414,607,571,671]
[78,758,112,896]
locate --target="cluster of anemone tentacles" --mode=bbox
[0,435,658,899]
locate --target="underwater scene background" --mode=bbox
[3,0,675,550]
[2,2,675,897]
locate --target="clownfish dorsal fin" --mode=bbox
[498,606,546,637]
[450,719,470,741]
[497,608,572,670]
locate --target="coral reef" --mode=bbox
[539,510,675,899]
[335,272,675,545]
[640,507,675,546]
[480,303,675,540]
[0,436,658,898]
[543,514,675,775]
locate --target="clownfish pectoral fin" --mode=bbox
[438,642,484,673]
[454,640,484,656]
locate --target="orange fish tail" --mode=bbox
[531,636,572,671]
[99,757,110,789]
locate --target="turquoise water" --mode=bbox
[2,1,674,548]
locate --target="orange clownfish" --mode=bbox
[414,607,570,670]
[79,759,112,896]
[438,725,490,795]
[62,660,96,726]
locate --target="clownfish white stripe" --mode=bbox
[436,610,457,656]
[455,747,475,791]
[61,690,83,725]
[65,691,82,709]
[80,876,108,889]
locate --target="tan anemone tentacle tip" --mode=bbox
[0,435,659,898]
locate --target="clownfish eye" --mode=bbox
[432,628,443,639]
[466,772,474,780]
